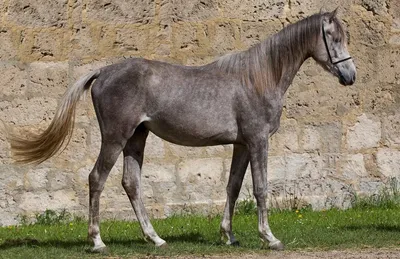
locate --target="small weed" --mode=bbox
[351,177,400,209]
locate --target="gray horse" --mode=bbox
[7,9,356,252]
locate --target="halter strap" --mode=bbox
[322,24,352,65]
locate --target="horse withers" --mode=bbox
[7,9,356,252]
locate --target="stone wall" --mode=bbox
[0,0,400,226]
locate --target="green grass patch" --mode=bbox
[0,207,399,258]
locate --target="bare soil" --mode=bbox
[138,248,400,259]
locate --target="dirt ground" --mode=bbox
[140,248,400,258]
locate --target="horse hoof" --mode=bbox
[157,242,168,249]
[89,246,110,254]
[269,240,284,251]
[230,240,240,247]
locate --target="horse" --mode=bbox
[6,9,356,252]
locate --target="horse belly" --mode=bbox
[143,116,239,146]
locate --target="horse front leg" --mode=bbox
[220,144,249,245]
[122,125,166,247]
[249,139,284,250]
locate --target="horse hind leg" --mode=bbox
[88,140,126,253]
[122,124,166,247]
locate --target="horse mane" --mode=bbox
[209,12,346,94]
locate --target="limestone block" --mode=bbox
[208,22,239,55]
[166,143,204,158]
[69,27,100,59]
[270,119,299,153]
[0,63,28,98]
[177,158,225,201]
[363,84,398,115]
[347,114,381,150]
[0,211,19,226]
[301,125,321,151]
[24,168,49,191]
[390,0,400,31]
[351,6,389,47]
[142,163,177,203]
[267,156,286,181]
[220,0,285,21]
[144,133,166,159]
[160,0,219,23]
[376,148,400,178]
[0,97,58,126]
[382,113,400,147]
[241,20,283,48]
[178,158,224,184]
[51,127,89,167]
[359,180,385,195]
[285,153,323,180]
[361,0,389,16]
[47,189,80,211]
[18,191,51,212]
[113,25,152,55]
[28,62,69,98]
[0,29,18,60]
[286,62,361,119]
[100,186,132,212]
[341,154,368,180]
[86,0,156,24]
[47,171,74,191]
[374,48,400,85]
[30,29,66,61]
[7,0,68,27]
[172,23,203,56]
[204,145,227,157]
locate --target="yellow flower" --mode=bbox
[295,210,299,213]
[298,214,303,218]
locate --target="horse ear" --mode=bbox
[329,7,339,22]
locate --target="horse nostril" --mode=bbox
[352,74,356,84]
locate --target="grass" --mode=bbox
[1,180,399,258]
[0,207,399,258]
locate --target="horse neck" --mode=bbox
[262,30,316,97]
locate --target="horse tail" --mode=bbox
[7,70,101,164]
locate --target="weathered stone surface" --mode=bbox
[85,0,156,24]
[177,158,225,201]
[382,113,400,147]
[285,153,323,180]
[24,168,49,191]
[286,61,361,119]
[0,63,28,98]
[28,62,69,98]
[301,125,321,151]
[7,0,68,27]
[0,1,399,225]
[208,22,239,55]
[0,97,58,126]
[341,154,368,180]
[220,0,285,21]
[347,114,381,150]
[376,148,400,178]
[241,20,283,48]
[0,30,18,60]
[160,0,219,23]
[270,119,299,153]
[113,25,153,55]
